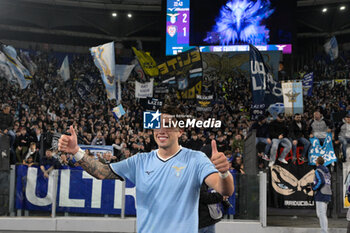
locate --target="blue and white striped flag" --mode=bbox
[58,56,70,82]
[309,132,337,166]
[90,42,116,100]
[112,104,126,120]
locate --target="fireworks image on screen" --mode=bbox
[204,0,275,45]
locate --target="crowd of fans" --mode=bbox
[0,48,350,177]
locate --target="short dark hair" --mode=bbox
[161,104,180,116]
[316,156,324,165]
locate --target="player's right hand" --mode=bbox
[58,125,79,154]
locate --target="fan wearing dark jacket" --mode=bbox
[289,113,310,162]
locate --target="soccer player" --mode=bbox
[58,107,234,233]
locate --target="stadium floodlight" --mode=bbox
[112,12,117,17]
[127,13,132,18]
[322,8,327,13]
[340,6,346,11]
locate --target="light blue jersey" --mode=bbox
[109,147,218,233]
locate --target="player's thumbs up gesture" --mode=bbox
[210,140,230,173]
[58,125,79,155]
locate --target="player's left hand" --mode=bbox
[211,140,230,173]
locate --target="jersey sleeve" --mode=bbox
[109,154,138,184]
[196,151,218,186]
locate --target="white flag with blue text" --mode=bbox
[58,56,70,82]
[309,133,337,166]
[90,42,116,100]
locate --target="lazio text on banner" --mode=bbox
[132,47,159,77]
[308,133,337,166]
[15,165,136,215]
[90,42,116,100]
[282,81,303,115]
[249,44,283,119]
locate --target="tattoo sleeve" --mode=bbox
[78,155,120,180]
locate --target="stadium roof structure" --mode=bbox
[0,0,349,51]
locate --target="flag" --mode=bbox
[158,48,203,99]
[135,79,154,98]
[0,52,17,85]
[267,103,284,119]
[309,133,337,166]
[196,95,213,112]
[282,81,303,115]
[115,64,135,82]
[324,36,338,61]
[132,47,159,77]
[0,45,31,89]
[112,105,126,120]
[58,56,70,82]
[76,74,98,103]
[302,72,313,96]
[249,44,283,119]
[19,50,37,76]
[90,42,116,100]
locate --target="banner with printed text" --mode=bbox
[135,79,154,98]
[269,147,315,209]
[308,133,337,167]
[302,72,314,96]
[15,164,136,215]
[249,45,283,120]
[157,48,203,99]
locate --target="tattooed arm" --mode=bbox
[78,154,120,180]
[58,126,121,180]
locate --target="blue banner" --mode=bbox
[249,44,283,119]
[309,133,337,166]
[302,72,314,97]
[15,165,136,215]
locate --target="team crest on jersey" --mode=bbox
[167,26,177,37]
[172,166,186,177]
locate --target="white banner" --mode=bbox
[135,79,153,98]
